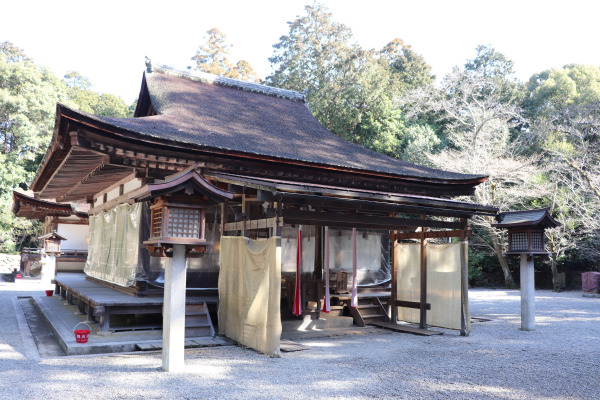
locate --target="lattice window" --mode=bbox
[530,231,544,250]
[151,208,163,238]
[167,207,201,238]
[510,232,528,251]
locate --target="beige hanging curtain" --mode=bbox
[396,242,464,330]
[218,236,281,356]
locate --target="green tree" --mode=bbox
[0,44,132,252]
[267,3,431,158]
[526,64,600,287]
[0,44,68,252]
[191,28,259,82]
[63,70,131,118]
[380,38,434,91]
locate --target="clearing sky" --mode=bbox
[2,0,598,103]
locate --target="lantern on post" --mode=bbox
[39,231,67,255]
[492,208,560,331]
[38,231,67,293]
[134,166,232,372]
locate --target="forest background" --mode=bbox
[1,4,598,290]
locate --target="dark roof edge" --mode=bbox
[492,207,560,228]
[151,64,307,102]
[41,104,490,188]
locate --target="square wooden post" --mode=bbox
[162,244,187,372]
[419,216,428,329]
[520,254,535,331]
[390,230,398,323]
[460,219,471,336]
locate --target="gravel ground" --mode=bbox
[0,281,599,400]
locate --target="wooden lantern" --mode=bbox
[135,167,233,257]
[492,208,560,256]
[147,197,208,246]
[38,231,67,254]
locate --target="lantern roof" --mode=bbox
[38,231,68,241]
[492,208,560,229]
[135,165,233,203]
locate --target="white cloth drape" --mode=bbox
[84,203,143,287]
[218,236,282,356]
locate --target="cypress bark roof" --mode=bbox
[78,65,486,184]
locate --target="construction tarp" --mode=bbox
[396,242,464,330]
[218,236,281,356]
[85,203,146,287]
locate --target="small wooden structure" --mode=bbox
[492,208,560,331]
[39,231,67,254]
[13,191,88,274]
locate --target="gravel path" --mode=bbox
[1,282,599,399]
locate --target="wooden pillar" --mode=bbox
[162,244,187,372]
[419,216,427,330]
[241,195,247,237]
[313,226,322,280]
[221,200,228,236]
[275,202,282,237]
[391,222,398,323]
[460,218,471,336]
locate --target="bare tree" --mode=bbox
[402,49,548,288]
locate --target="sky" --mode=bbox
[2,0,599,104]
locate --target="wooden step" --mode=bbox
[184,302,214,337]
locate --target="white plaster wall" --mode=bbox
[123,178,142,193]
[106,186,121,202]
[56,223,89,250]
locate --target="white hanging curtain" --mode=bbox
[84,203,144,287]
[218,236,282,356]
[395,242,464,330]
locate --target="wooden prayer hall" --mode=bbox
[26,63,498,370]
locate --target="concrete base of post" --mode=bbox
[162,244,187,372]
[40,254,56,291]
[520,254,535,331]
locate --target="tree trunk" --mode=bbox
[491,234,516,288]
[550,254,560,292]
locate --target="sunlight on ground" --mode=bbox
[469,290,519,302]
[311,377,370,391]
[0,342,26,360]
[302,341,338,348]
[536,315,600,323]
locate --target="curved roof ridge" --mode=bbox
[151,64,306,102]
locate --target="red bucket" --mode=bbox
[45,290,53,296]
[73,322,92,343]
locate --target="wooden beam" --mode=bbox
[395,300,431,310]
[282,210,462,230]
[390,229,472,241]
[223,217,281,232]
[420,216,428,330]
[91,172,139,203]
[271,191,493,218]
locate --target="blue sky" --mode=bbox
[2,0,598,103]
